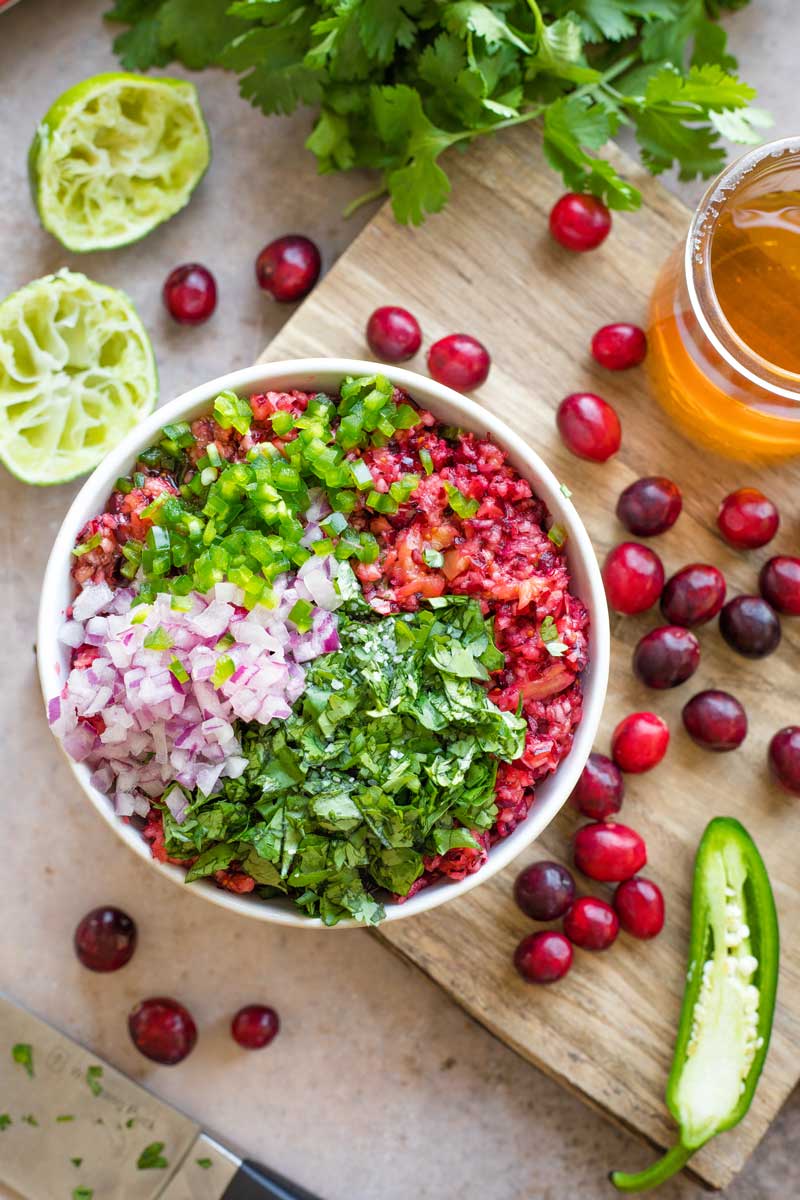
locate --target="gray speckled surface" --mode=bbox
[0,2,797,1197]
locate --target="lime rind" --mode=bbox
[30,73,211,252]
[0,269,158,485]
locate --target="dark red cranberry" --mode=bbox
[365,306,422,362]
[614,878,665,939]
[74,906,137,972]
[682,690,748,752]
[255,235,321,302]
[616,477,682,538]
[162,263,217,325]
[760,556,800,615]
[768,726,800,795]
[661,563,726,627]
[591,323,647,370]
[514,861,576,921]
[549,193,611,252]
[573,823,647,882]
[633,625,700,689]
[231,1005,280,1050]
[717,488,779,550]
[427,333,490,391]
[563,896,619,950]
[602,542,664,615]
[514,931,573,983]
[570,753,624,821]
[128,998,197,1066]
[719,595,781,658]
[611,712,670,773]
[557,393,621,462]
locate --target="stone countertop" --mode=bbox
[0,2,797,1198]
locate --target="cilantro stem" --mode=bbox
[343,183,390,218]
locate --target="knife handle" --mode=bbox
[222,1159,324,1200]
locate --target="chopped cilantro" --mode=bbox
[86,1065,104,1097]
[71,1157,83,1168]
[196,1157,213,1169]
[12,1043,33,1078]
[73,1189,93,1200]
[540,616,568,658]
[137,1141,169,1170]
[0,1114,11,1131]
[21,1114,38,1126]
[56,1114,75,1123]
[125,1117,136,1128]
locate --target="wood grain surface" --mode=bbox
[260,130,800,1190]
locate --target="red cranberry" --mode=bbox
[573,823,647,882]
[557,393,621,462]
[611,712,670,773]
[660,563,726,627]
[616,477,682,537]
[614,878,665,939]
[255,235,321,302]
[682,690,747,752]
[514,931,573,983]
[549,193,611,252]
[719,595,781,658]
[633,625,700,689]
[365,306,422,362]
[768,727,800,795]
[717,488,779,550]
[591,323,647,370]
[427,333,490,392]
[128,998,197,1066]
[563,896,619,950]
[162,263,217,325]
[231,1005,280,1050]
[74,906,137,972]
[760,556,800,615]
[602,542,664,615]
[570,753,624,821]
[514,861,575,921]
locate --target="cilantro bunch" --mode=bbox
[105,1,765,225]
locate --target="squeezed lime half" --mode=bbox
[0,269,157,485]
[30,72,211,252]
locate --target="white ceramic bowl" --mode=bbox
[38,359,609,928]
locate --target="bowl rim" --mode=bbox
[37,358,609,929]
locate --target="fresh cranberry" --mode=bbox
[570,753,624,821]
[231,1005,280,1050]
[514,861,575,921]
[660,563,726,627]
[427,333,490,391]
[514,931,573,983]
[162,263,217,325]
[616,477,682,537]
[255,235,321,302]
[366,306,422,362]
[591,323,647,370]
[549,193,611,252]
[768,726,800,795]
[682,690,747,751]
[74,906,137,972]
[128,998,197,1066]
[633,625,700,689]
[614,878,665,939]
[573,823,647,882]
[611,712,670,773]
[717,488,779,550]
[719,595,781,658]
[563,896,619,950]
[760,556,800,615]
[556,393,621,462]
[602,542,664,615]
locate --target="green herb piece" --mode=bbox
[71,1158,83,1168]
[213,390,252,435]
[72,533,102,557]
[539,615,568,657]
[211,655,235,688]
[56,1114,75,1123]
[196,1157,213,1169]
[86,1065,103,1097]
[125,1117,136,1128]
[12,1043,33,1078]
[547,524,567,548]
[422,547,444,569]
[444,483,479,518]
[0,1115,11,1131]
[143,626,173,651]
[72,1189,93,1200]
[419,448,434,476]
[137,1141,169,1170]
[22,1114,38,1126]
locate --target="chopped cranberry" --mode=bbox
[514,931,573,983]
[760,556,800,615]
[614,878,665,939]
[563,896,619,950]
[571,753,624,820]
[616,477,682,538]
[768,726,800,795]
[162,263,217,325]
[719,595,781,658]
[74,906,137,972]
[717,488,779,550]
[366,306,422,362]
[514,861,575,921]
[660,563,726,627]
[128,998,197,1066]
[591,323,647,370]
[633,625,700,689]
[611,712,669,773]
[549,193,611,252]
[556,393,621,462]
[682,689,747,752]
[602,542,664,615]
[427,333,490,391]
[255,235,321,302]
[231,1005,280,1050]
[573,822,647,882]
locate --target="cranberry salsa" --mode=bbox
[50,376,589,924]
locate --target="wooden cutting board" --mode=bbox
[260,130,800,1190]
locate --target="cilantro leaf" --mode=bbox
[12,1043,33,1078]
[137,1142,170,1170]
[86,1065,104,1097]
[0,1115,11,1131]
[370,86,455,225]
